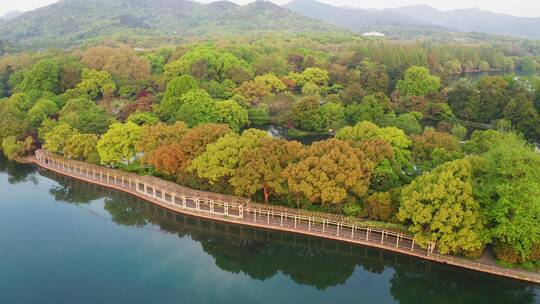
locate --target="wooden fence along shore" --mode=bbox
[34,150,540,284]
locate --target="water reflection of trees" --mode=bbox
[40,170,106,204]
[44,172,539,301]
[390,268,538,304]
[0,154,37,185]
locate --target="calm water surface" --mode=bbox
[0,156,538,304]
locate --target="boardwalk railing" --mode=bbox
[34,150,540,284]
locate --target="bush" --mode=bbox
[363,192,396,221]
[494,242,521,264]
[342,202,362,217]
[462,245,485,259]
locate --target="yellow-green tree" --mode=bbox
[97,122,142,166]
[336,121,413,177]
[43,124,78,155]
[398,158,486,255]
[215,100,249,132]
[283,139,374,204]
[190,129,269,182]
[396,66,440,97]
[254,73,286,94]
[64,133,99,163]
[28,99,59,127]
[230,138,303,203]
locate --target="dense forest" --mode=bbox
[1,35,539,269]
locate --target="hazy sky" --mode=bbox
[1,0,540,18]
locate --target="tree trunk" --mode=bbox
[263,186,270,204]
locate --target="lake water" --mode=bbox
[0,155,538,304]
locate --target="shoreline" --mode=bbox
[32,150,540,284]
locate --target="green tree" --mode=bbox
[43,124,78,154]
[16,58,61,95]
[299,68,329,87]
[336,121,412,152]
[248,104,270,126]
[476,77,510,123]
[0,102,29,145]
[472,134,540,261]
[127,111,160,126]
[478,61,490,72]
[503,93,540,140]
[28,99,59,126]
[345,94,391,125]
[59,98,113,134]
[336,121,413,177]
[160,75,199,122]
[8,93,33,112]
[64,133,100,163]
[386,112,422,135]
[215,100,249,132]
[398,158,486,255]
[464,130,507,155]
[411,129,463,172]
[396,66,440,97]
[517,57,536,74]
[254,73,286,94]
[190,129,269,183]
[176,90,219,127]
[301,82,320,97]
[97,122,142,166]
[319,102,345,131]
[290,96,324,131]
[1,136,34,160]
[75,69,116,100]
[164,46,251,82]
[447,79,480,121]
[451,124,468,141]
[358,60,390,95]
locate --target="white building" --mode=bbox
[363,31,385,37]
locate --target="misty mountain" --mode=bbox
[284,0,430,29]
[1,11,23,21]
[284,0,540,39]
[388,5,540,39]
[0,0,337,48]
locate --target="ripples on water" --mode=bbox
[0,155,538,304]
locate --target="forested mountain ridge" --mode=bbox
[0,0,338,48]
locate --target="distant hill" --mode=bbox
[1,11,23,21]
[0,0,337,48]
[284,0,427,29]
[387,5,540,39]
[284,0,540,40]
[283,0,454,39]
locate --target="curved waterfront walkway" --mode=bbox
[34,150,540,284]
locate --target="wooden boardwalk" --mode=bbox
[34,150,540,284]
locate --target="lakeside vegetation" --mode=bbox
[0,35,539,270]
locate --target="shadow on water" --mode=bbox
[0,154,38,185]
[33,167,540,303]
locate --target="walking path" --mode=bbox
[34,150,540,284]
